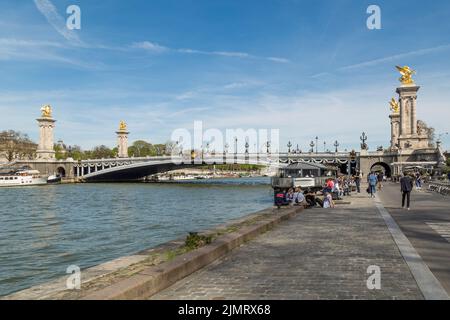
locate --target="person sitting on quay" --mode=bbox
[333,178,342,199]
[286,188,295,204]
[304,189,318,208]
[293,187,307,207]
[274,189,289,208]
[324,178,334,193]
[323,192,335,209]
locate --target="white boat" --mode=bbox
[0,168,47,187]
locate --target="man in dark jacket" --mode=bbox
[400,173,414,210]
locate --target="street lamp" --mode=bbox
[334,140,339,153]
[323,141,326,152]
[360,132,368,150]
[287,141,292,153]
[315,136,319,154]
[309,141,315,153]
[234,137,238,155]
[266,141,271,154]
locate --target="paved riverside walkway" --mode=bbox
[378,183,450,296]
[150,193,424,300]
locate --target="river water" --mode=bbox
[0,177,272,297]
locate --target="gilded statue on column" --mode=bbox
[119,120,127,131]
[389,98,400,114]
[40,105,52,118]
[395,65,416,85]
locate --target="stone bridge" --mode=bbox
[11,148,444,182]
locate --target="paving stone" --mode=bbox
[150,195,423,300]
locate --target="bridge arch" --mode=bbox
[57,166,66,177]
[370,162,392,177]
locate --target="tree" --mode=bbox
[54,144,66,160]
[417,120,435,147]
[164,141,177,156]
[0,130,37,161]
[90,145,114,159]
[67,145,86,160]
[128,140,153,157]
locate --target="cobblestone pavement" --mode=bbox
[151,195,423,300]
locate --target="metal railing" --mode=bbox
[428,181,450,196]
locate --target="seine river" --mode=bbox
[0,177,272,297]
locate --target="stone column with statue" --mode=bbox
[116,121,129,158]
[36,105,56,160]
[389,98,400,150]
[394,66,429,150]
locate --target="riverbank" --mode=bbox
[3,205,302,300]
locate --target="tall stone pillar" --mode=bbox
[397,85,419,135]
[411,96,417,135]
[389,113,400,150]
[399,97,406,136]
[116,121,129,158]
[36,105,56,160]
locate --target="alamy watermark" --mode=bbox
[66,265,81,290]
[170,121,280,165]
[66,5,81,30]
[367,5,381,30]
[366,265,381,290]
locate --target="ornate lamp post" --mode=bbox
[245,140,249,154]
[334,140,339,153]
[287,141,292,153]
[315,136,319,154]
[296,144,300,154]
[323,141,326,152]
[309,141,315,153]
[360,132,368,150]
[266,141,271,154]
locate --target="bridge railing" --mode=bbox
[428,181,450,196]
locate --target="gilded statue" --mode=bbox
[389,98,400,113]
[395,65,415,85]
[40,105,52,118]
[119,120,127,131]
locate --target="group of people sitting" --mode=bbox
[274,176,360,210]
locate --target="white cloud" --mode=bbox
[0,38,98,68]
[339,44,450,71]
[132,41,289,63]
[131,41,169,53]
[267,57,290,63]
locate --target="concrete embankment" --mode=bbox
[3,205,303,300]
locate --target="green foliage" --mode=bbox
[185,232,212,250]
[54,144,66,160]
[0,130,36,161]
[127,140,169,157]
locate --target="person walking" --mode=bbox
[377,172,384,191]
[400,173,414,210]
[367,172,378,198]
[354,172,361,193]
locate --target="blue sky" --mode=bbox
[0,0,449,151]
